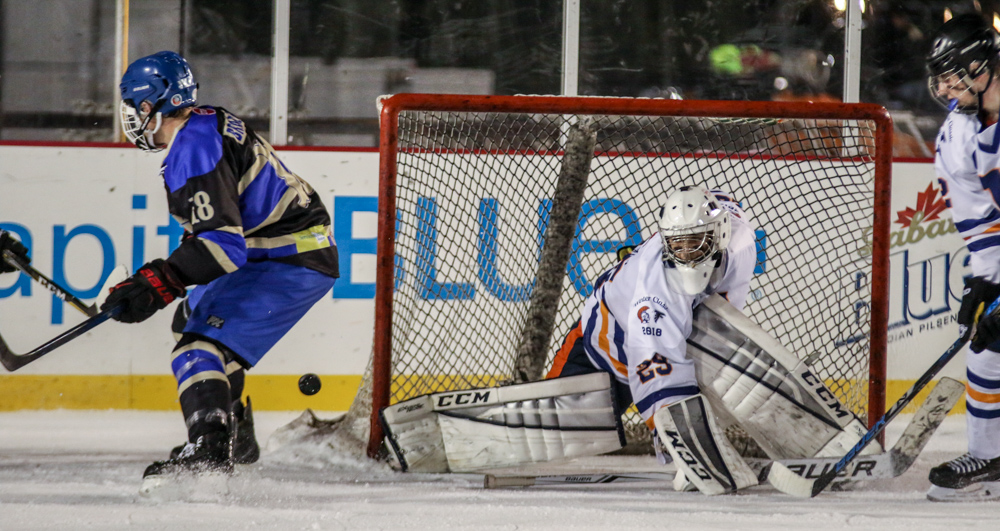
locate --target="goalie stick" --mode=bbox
[484,472,674,489]
[2,250,97,317]
[768,336,970,497]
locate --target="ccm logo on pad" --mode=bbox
[435,390,492,408]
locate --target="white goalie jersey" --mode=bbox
[577,195,758,425]
[935,112,1000,281]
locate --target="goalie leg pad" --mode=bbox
[654,394,758,495]
[381,373,625,473]
[688,294,881,459]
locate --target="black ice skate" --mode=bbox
[927,453,1000,502]
[144,431,233,479]
[168,397,260,465]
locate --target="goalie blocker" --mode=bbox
[380,373,625,473]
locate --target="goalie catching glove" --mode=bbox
[101,259,186,323]
[0,230,30,273]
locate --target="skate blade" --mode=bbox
[927,481,1000,502]
[139,470,231,503]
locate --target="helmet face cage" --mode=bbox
[663,228,718,268]
[926,15,1000,114]
[119,100,163,152]
[926,58,993,115]
[118,51,197,151]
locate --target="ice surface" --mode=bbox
[0,409,994,530]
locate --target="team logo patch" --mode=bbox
[636,305,666,323]
[206,315,225,329]
[170,94,184,106]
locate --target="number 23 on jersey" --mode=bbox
[636,353,672,383]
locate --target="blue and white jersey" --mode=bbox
[160,106,338,285]
[935,112,1000,281]
[575,194,758,425]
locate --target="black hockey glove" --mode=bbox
[972,314,1000,353]
[101,259,186,323]
[957,277,1000,341]
[0,230,30,273]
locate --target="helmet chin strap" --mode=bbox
[136,99,167,152]
[977,70,996,118]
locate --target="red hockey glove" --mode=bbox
[0,230,30,274]
[101,259,186,323]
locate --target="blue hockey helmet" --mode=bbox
[118,51,198,151]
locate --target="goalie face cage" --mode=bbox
[361,94,892,458]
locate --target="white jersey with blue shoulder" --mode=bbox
[576,191,758,426]
[935,112,1000,280]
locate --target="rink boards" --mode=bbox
[0,145,970,412]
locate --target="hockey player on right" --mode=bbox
[925,13,1000,502]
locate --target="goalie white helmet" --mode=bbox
[658,187,731,296]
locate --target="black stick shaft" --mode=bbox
[2,250,96,317]
[0,304,122,371]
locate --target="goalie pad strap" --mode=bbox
[654,394,758,495]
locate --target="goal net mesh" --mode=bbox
[340,98,887,456]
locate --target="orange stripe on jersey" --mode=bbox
[981,224,1000,235]
[546,323,583,379]
[645,416,657,430]
[609,354,628,376]
[599,301,628,377]
[967,383,1000,404]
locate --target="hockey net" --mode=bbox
[339,94,891,459]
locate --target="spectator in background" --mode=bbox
[868,2,932,111]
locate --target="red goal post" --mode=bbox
[366,93,892,458]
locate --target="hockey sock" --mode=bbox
[172,334,233,441]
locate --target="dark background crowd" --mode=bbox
[0,0,992,154]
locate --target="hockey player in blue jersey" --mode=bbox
[105,51,339,485]
[925,14,1000,501]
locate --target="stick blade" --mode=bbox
[767,462,818,497]
[888,377,965,475]
[0,337,29,371]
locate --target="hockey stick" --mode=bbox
[2,250,97,317]
[760,376,964,484]
[484,472,674,489]
[768,336,969,497]
[0,303,123,372]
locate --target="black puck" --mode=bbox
[298,373,322,395]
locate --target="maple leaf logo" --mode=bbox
[895,183,948,228]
